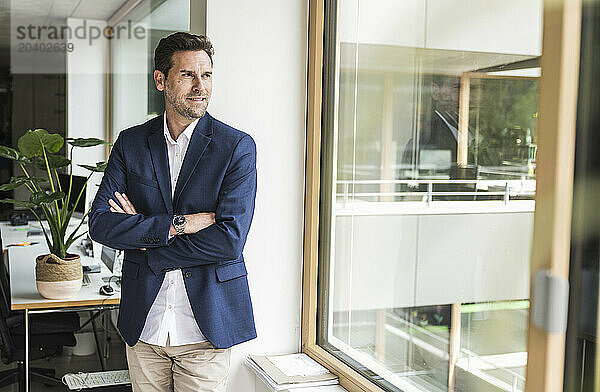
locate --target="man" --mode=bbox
[89,32,257,391]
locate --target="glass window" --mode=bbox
[564,2,600,390]
[110,0,190,141]
[318,1,543,390]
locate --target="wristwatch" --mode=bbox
[173,215,186,235]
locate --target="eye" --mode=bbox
[203,73,212,79]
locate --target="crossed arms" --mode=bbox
[88,133,257,273]
[108,192,216,238]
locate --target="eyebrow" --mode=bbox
[178,70,212,74]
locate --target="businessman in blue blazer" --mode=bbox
[89,32,256,391]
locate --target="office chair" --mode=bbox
[0,235,80,390]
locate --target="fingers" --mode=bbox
[114,192,136,214]
[120,193,137,214]
[108,198,125,213]
[110,191,137,215]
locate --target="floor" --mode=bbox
[0,311,130,391]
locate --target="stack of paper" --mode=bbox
[246,353,339,391]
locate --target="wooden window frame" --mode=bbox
[300,0,581,391]
[300,0,398,390]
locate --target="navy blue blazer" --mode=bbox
[89,113,257,349]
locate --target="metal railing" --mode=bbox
[337,179,535,206]
[386,311,526,392]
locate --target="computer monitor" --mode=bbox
[100,246,116,273]
[58,174,86,216]
[100,245,123,276]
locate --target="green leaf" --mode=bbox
[33,154,70,170]
[0,177,28,191]
[0,146,32,163]
[0,183,21,191]
[67,138,108,147]
[29,191,65,205]
[17,176,47,185]
[18,129,64,158]
[79,162,107,172]
[0,176,46,191]
[0,198,36,208]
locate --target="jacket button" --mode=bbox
[185,271,192,278]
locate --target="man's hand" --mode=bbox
[184,212,216,234]
[169,212,216,236]
[109,192,146,250]
[109,192,137,215]
[109,191,215,238]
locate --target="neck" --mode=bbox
[165,107,195,140]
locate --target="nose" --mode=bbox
[193,77,208,95]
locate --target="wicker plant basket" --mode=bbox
[35,253,82,300]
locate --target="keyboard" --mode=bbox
[63,370,131,389]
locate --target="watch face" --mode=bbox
[174,215,186,226]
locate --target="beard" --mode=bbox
[164,88,209,119]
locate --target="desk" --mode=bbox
[1,219,86,251]
[8,243,120,392]
[0,223,32,249]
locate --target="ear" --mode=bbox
[154,70,166,92]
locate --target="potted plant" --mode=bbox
[0,129,107,299]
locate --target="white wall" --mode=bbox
[110,19,149,140]
[339,0,543,56]
[333,210,533,312]
[426,0,543,55]
[206,1,308,391]
[66,18,107,177]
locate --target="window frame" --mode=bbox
[300,0,582,391]
[301,0,388,390]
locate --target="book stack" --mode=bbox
[245,353,339,391]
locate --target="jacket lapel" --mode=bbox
[173,114,213,209]
[147,116,174,215]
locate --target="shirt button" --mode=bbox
[185,271,192,278]
[169,280,174,285]
[168,305,172,309]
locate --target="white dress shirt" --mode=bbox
[138,114,207,347]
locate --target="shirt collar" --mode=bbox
[163,113,199,145]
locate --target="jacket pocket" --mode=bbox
[215,261,247,282]
[121,261,140,279]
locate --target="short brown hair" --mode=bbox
[154,32,214,78]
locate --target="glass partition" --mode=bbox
[110,0,190,141]
[318,1,543,391]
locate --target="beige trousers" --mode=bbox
[125,338,231,392]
